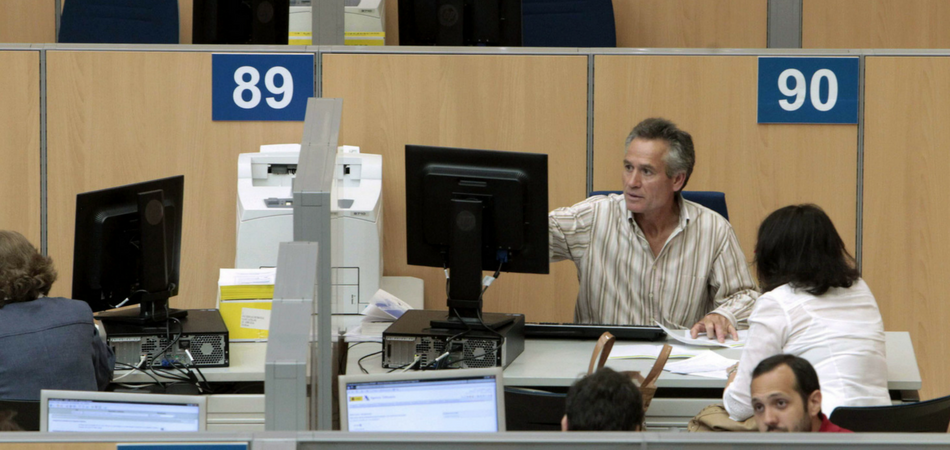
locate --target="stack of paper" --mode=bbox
[219,268,276,300]
[344,289,413,342]
[656,322,749,348]
[664,351,739,379]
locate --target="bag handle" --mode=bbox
[641,344,673,388]
[587,332,616,375]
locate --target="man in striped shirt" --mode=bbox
[549,118,758,342]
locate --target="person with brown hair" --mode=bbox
[0,230,114,400]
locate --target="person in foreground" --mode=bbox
[751,354,851,432]
[549,117,758,341]
[0,230,114,400]
[562,367,643,431]
[723,204,890,421]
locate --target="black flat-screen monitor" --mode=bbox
[72,175,186,324]
[405,145,547,330]
[192,0,289,45]
[399,0,522,46]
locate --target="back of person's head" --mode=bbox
[754,204,859,295]
[563,367,643,431]
[0,230,57,308]
[752,354,821,410]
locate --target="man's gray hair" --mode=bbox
[624,118,695,190]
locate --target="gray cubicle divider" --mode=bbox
[266,241,318,431]
[292,97,343,430]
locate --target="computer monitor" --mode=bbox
[405,145,548,330]
[192,0,290,45]
[40,390,207,432]
[72,175,186,324]
[339,367,505,432]
[399,0,522,46]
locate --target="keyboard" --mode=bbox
[524,323,667,341]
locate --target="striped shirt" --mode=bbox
[549,194,759,328]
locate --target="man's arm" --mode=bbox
[548,202,595,264]
[691,226,759,341]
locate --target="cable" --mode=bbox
[114,360,163,386]
[358,351,382,374]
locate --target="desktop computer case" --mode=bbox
[104,309,230,369]
[382,310,524,369]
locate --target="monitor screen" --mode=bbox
[72,175,185,323]
[40,390,206,432]
[340,368,505,432]
[405,145,547,329]
[399,0,521,46]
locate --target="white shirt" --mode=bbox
[549,194,758,327]
[723,278,891,421]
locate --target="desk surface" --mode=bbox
[115,331,922,391]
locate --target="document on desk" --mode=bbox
[656,321,748,348]
[609,344,704,360]
[344,289,414,342]
[663,350,738,379]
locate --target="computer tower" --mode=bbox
[382,309,524,369]
[103,309,230,368]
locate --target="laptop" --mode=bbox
[40,390,207,432]
[339,367,506,432]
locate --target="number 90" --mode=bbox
[233,66,294,110]
[778,68,837,112]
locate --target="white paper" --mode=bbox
[360,289,413,322]
[656,321,748,348]
[219,268,277,286]
[664,350,738,375]
[609,344,704,360]
[240,307,271,331]
[343,324,386,342]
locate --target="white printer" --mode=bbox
[235,144,383,314]
[288,0,386,46]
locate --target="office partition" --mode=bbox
[612,0,768,49]
[322,52,588,322]
[804,0,950,49]
[45,50,306,310]
[0,0,55,43]
[0,51,42,245]
[592,54,859,268]
[864,55,950,403]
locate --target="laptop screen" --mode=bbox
[340,367,505,432]
[40,390,206,432]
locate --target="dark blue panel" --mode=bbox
[212,54,314,121]
[758,57,859,124]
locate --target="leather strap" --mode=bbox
[587,332,616,375]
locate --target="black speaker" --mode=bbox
[192,0,288,45]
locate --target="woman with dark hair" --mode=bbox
[722,205,889,421]
[0,230,114,400]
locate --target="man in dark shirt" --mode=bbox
[750,354,851,433]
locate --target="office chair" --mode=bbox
[59,0,179,44]
[522,0,616,47]
[589,190,730,221]
[829,395,950,432]
[0,400,40,431]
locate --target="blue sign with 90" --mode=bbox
[758,57,859,124]
[212,53,314,121]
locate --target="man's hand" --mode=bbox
[690,313,737,343]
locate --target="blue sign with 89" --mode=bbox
[212,53,314,121]
[757,57,859,124]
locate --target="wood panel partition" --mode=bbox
[612,0,767,49]
[45,51,305,309]
[0,51,41,245]
[864,56,950,402]
[322,53,588,322]
[804,0,950,49]
[0,0,55,43]
[593,55,858,276]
